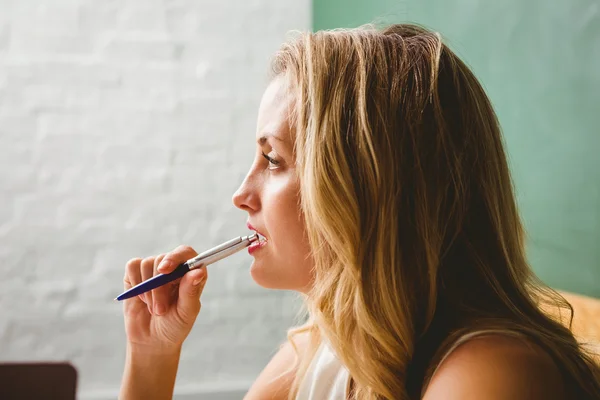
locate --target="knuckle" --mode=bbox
[126,257,142,269]
[175,244,196,256]
[142,256,155,264]
[161,246,197,266]
[125,258,142,277]
[179,304,200,322]
[141,257,156,271]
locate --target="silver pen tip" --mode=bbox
[247,232,259,242]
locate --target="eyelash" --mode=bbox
[262,152,280,169]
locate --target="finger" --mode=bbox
[152,254,172,316]
[157,245,198,274]
[123,258,144,313]
[140,257,156,315]
[176,266,208,323]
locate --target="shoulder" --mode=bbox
[244,331,313,400]
[423,333,567,400]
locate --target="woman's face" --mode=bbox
[232,76,314,293]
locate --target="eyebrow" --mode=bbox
[257,133,285,146]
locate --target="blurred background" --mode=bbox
[0,0,597,399]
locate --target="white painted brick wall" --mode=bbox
[0,1,310,398]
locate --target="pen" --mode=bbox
[115,233,259,301]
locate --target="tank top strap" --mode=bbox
[421,329,527,397]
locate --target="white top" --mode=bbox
[295,341,351,399]
[295,329,525,400]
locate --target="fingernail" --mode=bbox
[193,274,206,286]
[155,303,165,315]
[157,260,170,272]
[192,269,205,286]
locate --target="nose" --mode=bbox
[232,173,260,213]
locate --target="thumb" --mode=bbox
[176,267,207,322]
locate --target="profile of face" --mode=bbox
[232,75,314,293]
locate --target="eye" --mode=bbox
[262,152,280,170]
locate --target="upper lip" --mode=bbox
[247,222,267,239]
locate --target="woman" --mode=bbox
[119,24,600,399]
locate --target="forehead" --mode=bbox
[256,76,295,141]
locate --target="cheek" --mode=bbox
[265,175,310,259]
[266,177,302,240]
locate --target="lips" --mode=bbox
[247,222,267,242]
[247,239,267,255]
[247,222,268,255]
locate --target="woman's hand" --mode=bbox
[121,245,208,355]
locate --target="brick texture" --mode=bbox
[0,1,310,398]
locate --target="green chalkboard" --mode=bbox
[314,0,600,297]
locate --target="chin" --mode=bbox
[249,263,284,289]
[249,261,307,292]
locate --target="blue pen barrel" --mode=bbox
[116,263,191,301]
[162,262,191,281]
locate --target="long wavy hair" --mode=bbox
[269,23,600,399]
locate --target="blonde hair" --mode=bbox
[270,23,600,399]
